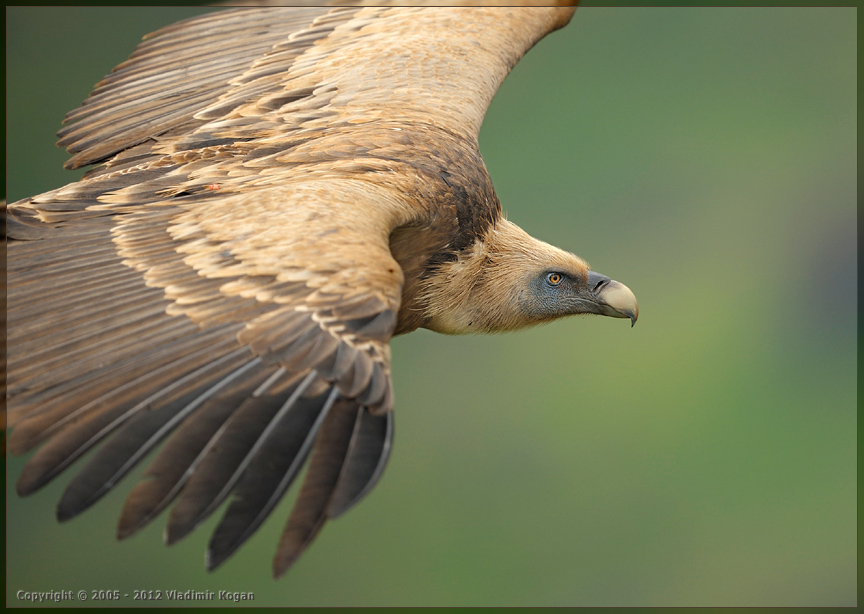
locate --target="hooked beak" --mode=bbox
[586,270,639,327]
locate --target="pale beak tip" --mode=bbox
[596,279,638,326]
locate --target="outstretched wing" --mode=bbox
[7,5,576,577]
[9,179,408,576]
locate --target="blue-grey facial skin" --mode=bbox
[520,270,638,325]
[519,269,591,319]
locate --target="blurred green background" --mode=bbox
[5,6,856,607]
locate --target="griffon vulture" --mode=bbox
[6,4,638,578]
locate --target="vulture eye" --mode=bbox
[546,272,563,286]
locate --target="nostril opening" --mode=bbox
[593,279,608,293]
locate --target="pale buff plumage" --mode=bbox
[421,219,591,334]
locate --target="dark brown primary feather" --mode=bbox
[201,379,339,570]
[6,5,578,576]
[117,362,294,539]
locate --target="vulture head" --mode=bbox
[421,219,638,334]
